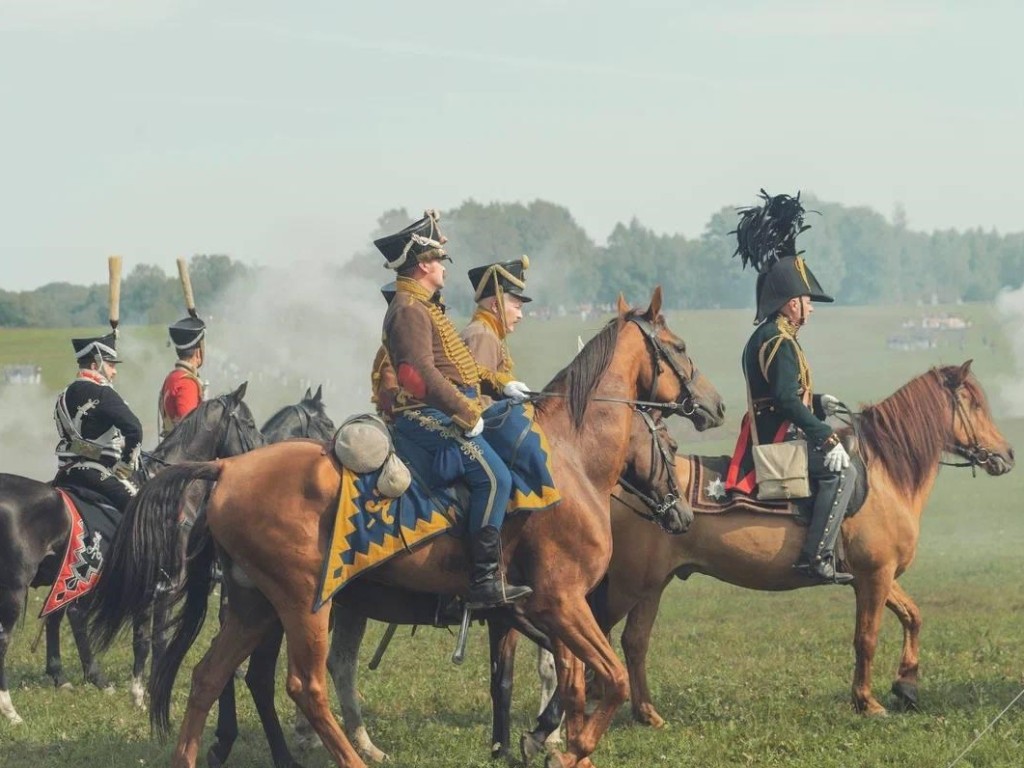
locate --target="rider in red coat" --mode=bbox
[159,316,206,438]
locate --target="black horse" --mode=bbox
[0,383,264,725]
[260,385,335,443]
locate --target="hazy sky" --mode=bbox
[2,0,1022,290]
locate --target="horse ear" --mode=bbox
[314,384,323,403]
[303,387,312,400]
[232,381,248,402]
[644,285,663,320]
[616,293,630,317]
[957,359,974,383]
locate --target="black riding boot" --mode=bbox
[794,460,858,585]
[466,526,532,609]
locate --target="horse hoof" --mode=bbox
[891,680,919,711]
[207,744,229,768]
[521,732,545,766]
[633,705,666,729]
[491,741,507,759]
[102,684,116,696]
[57,681,73,691]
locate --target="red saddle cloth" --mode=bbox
[686,455,796,517]
[39,489,106,617]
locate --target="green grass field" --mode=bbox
[1,303,1022,767]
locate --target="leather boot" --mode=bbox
[466,526,532,609]
[794,463,857,585]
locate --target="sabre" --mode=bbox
[108,255,122,335]
[176,257,198,318]
[450,606,472,665]
[367,622,398,671]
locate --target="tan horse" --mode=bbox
[601,361,1014,726]
[91,287,725,768]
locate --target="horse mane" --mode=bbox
[537,312,632,430]
[153,396,226,458]
[856,366,968,495]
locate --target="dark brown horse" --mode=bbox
[510,361,1013,743]
[91,287,725,768]
[0,384,263,726]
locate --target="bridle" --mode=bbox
[629,315,699,419]
[614,407,685,528]
[939,378,992,476]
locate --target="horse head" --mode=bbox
[942,360,1014,476]
[617,287,726,432]
[618,408,693,535]
[262,385,336,443]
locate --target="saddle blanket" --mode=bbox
[40,487,122,617]
[314,400,561,611]
[686,454,796,517]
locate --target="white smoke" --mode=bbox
[204,257,384,426]
[0,384,61,480]
[995,285,1024,417]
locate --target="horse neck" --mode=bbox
[543,333,647,491]
[859,372,951,508]
[152,422,221,464]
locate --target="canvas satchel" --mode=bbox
[744,360,811,501]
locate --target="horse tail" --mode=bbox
[88,461,222,653]
[150,506,216,735]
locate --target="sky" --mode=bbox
[2,0,1022,290]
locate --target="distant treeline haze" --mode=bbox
[3,196,1023,327]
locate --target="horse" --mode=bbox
[207,404,686,768]
[504,360,1014,744]
[261,385,335,443]
[0,383,263,726]
[90,286,726,768]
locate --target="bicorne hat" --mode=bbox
[732,189,833,322]
[168,316,206,351]
[373,209,451,271]
[467,256,532,303]
[72,332,121,363]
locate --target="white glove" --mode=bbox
[823,442,851,472]
[464,417,485,438]
[502,380,531,404]
[112,460,134,480]
[820,393,841,417]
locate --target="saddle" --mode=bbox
[686,446,868,522]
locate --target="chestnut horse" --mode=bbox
[91,287,725,768]
[538,360,1012,734]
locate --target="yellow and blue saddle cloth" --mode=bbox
[314,400,560,610]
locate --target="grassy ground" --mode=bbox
[1,303,1022,767]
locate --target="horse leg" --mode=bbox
[45,609,71,689]
[488,620,518,759]
[281,605,366,768]
[209,656,239,768]
[885,581,922,711]
[851,568,895,716]
[620,588,668,728]
[1,587,26,724]
[171,607,274,768]
[130,606,153,708]
[521,644,565,764]
[325,610,389,763]
[540,600,628,768]
[67,598,112,690]
[243,622,302,768]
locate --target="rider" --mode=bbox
[54,332,143,512]
[376,209,534,609]
[158,315,207,438]
[461,257,530,407]
[370,282,400,420]
[724,191,856,585]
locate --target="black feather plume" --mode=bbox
[731,189,812,274]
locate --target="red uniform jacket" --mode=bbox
[159,363,203,436]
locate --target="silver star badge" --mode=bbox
[705,477,727,501]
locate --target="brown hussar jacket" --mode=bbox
[383,277,512,430]
[461,308,514,409]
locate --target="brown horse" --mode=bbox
[598,361,1014,726]
[90,287,725,768]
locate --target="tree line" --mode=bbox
[4,197,1023,327]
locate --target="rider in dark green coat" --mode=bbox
[725,190,856,585]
